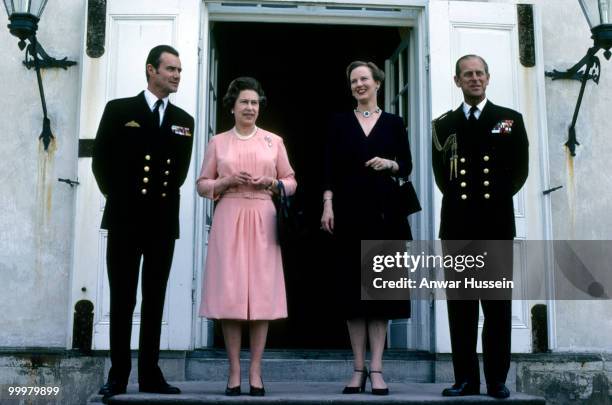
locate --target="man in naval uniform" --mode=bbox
[432,55,529,399]
[92,45,194,402]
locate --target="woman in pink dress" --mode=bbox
[197,77,296,397]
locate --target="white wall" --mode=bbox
[538,0,612,351]
[0,0,85,347]
[0,0,610,352]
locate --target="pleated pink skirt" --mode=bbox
[200,197,287,320]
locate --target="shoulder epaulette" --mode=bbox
[434,110,453,123]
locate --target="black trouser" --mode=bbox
[106,230,175,385]
[443,240,513,386]
[447,299,511,385]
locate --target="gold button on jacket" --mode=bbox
[91,91,195,239]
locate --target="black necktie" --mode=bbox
[468,105,478,122]
[153,99,163,128]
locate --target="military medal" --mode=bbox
[171,125,192,136]
[492,120,514,135]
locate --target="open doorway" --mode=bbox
[211,22,406,348]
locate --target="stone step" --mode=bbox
[185,349,435,383]
[89,381,546,404]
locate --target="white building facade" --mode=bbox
[1,0,611,403]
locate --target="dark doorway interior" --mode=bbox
[212,22,402,348]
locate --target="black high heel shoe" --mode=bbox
[225,385,241,396]
[249,376,265,397]
[225,377,241,396]
[369,370,389,396]
[342,368,368,394]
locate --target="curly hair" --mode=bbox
[222,77,267,110]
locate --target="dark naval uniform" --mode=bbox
[92,91,194,386]
[432,100,528,389]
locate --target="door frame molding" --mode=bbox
[531,4,556,351]
[194,0,431,349]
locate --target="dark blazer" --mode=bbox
[92,91,194,239]
[432,101,528,240]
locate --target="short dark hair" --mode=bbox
[455,54,489,77]
[222,77,267,110]
[146,45,179,81]
[346,61,385,86]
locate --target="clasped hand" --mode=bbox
[227,171,274,190]
[365,156,395,171]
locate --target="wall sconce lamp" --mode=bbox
[3,0,77,151]
[545,0,612,156]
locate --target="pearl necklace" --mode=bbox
[354,107,381,118]
[233,126,258,140]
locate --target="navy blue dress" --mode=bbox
[324,111,412,320]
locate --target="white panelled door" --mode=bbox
[194,19,218,348]
[429,1,548,353]
[385,32,433,351]
[71,0,200,350]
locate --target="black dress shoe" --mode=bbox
[369,370,389,396]
[342,368,368,394]
[487,383,510,398]
[99,381,126,403]
[139,381,181,394]
[441,382,480,396]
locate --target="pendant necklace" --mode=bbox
[354,107,381,118]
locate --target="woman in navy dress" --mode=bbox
[321,61,412,395]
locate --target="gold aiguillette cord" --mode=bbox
[432,118,458,180]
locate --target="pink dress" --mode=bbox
[197,128,297,320]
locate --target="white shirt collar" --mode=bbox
[144,89,169,112]
[462,98,488,120]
